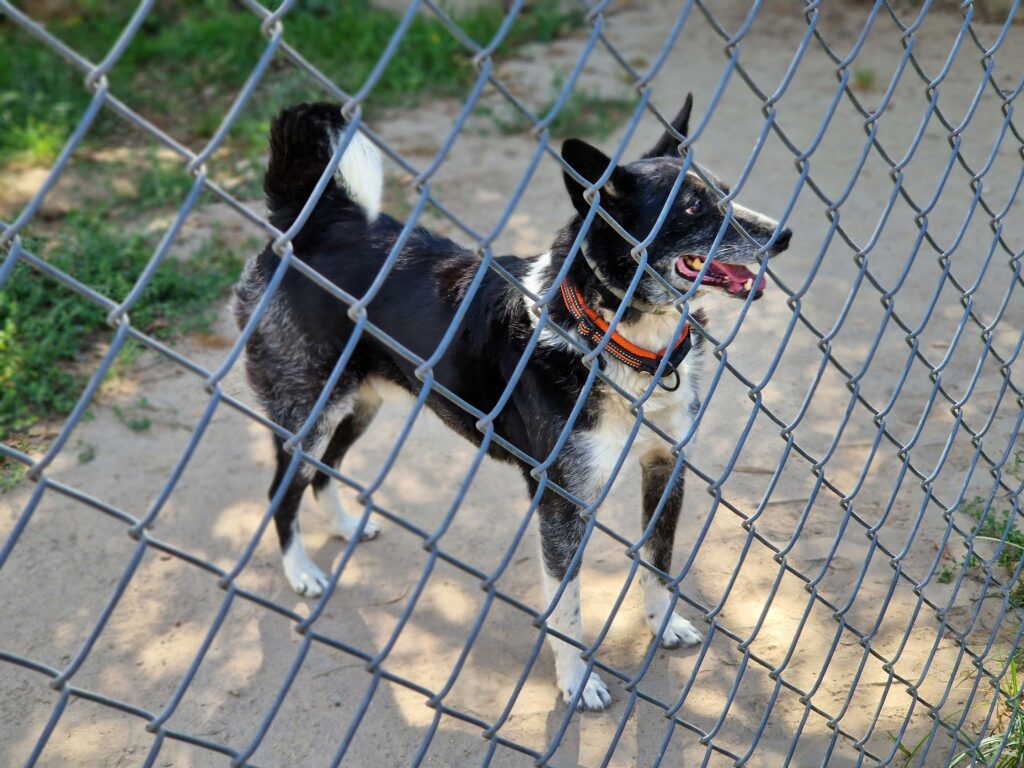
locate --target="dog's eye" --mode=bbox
[685,200,703,216]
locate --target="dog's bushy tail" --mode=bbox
[264,102,383,222]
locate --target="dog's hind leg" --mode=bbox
[269,395,357,597]
[535,486,612,711]
[638,449,702,648]
[312,384,383,542]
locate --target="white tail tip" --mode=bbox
[331,126,383,223]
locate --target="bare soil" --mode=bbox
[3,2,1023,766]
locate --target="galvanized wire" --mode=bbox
[1,0,1023,766]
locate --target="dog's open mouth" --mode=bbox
[675,255,767,298]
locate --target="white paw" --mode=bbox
[561,668,612,711]
[331,514,380,542]
[282,544,329,597]
[649,611,703,649]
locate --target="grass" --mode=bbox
[890,728,931,765]
[0,0,584,163]
[110,397,155,432]
[852,66,877,92]
[0,442,28,493]
[892,651,1024,767]
[911,456,1024,765]
[0,203,241,436]
[76,440,96,464]
[949,652,1024,767]
[936,493,1024,605]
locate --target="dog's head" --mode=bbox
[561,94,791,306]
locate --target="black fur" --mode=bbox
[235,99,792,708]
[640,451,684,581]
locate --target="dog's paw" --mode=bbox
[282,546,329,598]
[561,669,612,712]
[331,514,380,542]
[650,611,703,649]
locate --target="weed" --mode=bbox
[852,67,877,91]
[950,652,1024,767]
[0,455,27,494]
[938,495,1024,606]
[889,728,931,766]
[891,652,1024,766]
[76,441,96,463]
[111,398,155,432]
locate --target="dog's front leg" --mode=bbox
[537,496,612,711]
[639,449,703,648]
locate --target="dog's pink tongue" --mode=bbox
[716,262,766,293]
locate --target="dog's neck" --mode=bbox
[547,222,646,323]
[541,223,702,355]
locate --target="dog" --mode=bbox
[234,96,791,711]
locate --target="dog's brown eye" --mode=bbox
[685,200,703,216]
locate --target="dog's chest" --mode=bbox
[597,357,699,438]
[572,349,702,494]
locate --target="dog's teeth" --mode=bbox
[743,279,752,291]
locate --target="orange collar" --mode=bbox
[559,279,691,390]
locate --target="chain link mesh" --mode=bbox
[2,0,1023,765]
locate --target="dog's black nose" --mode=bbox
[774,227,792,252]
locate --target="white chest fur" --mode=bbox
[563,308,704,498]
[522,252,705,495]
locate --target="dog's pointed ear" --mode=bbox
[643,93,693,159]
[562,138,634,218]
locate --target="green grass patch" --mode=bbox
[949,651,1024,767]
[0,0,585,448]
[76,439,96,463]
[938,494,1024,605]
[0,450,28,493]
[110,397,155,432]
[0,210,240,435]
[892,650,1024,767]
[1,0,584,162]
[852,66,876,92]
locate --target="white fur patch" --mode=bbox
[521,251,551,307]
[302,398,356,480]
[732,201,779,231]
[331,127,383,223]
[540,567,612,711]
[639,567,702,648]
[282,531,329,597]
[363,376,413,405]
[522,252,587,353]
[315,480,380,541]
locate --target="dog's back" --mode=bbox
[233,103,535,431]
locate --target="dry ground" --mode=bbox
[3,2,1024,766]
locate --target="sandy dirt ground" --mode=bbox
[3,2,1024,766]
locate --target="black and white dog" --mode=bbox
[234,97,791,711]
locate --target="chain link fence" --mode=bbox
[2,0,1023,765]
